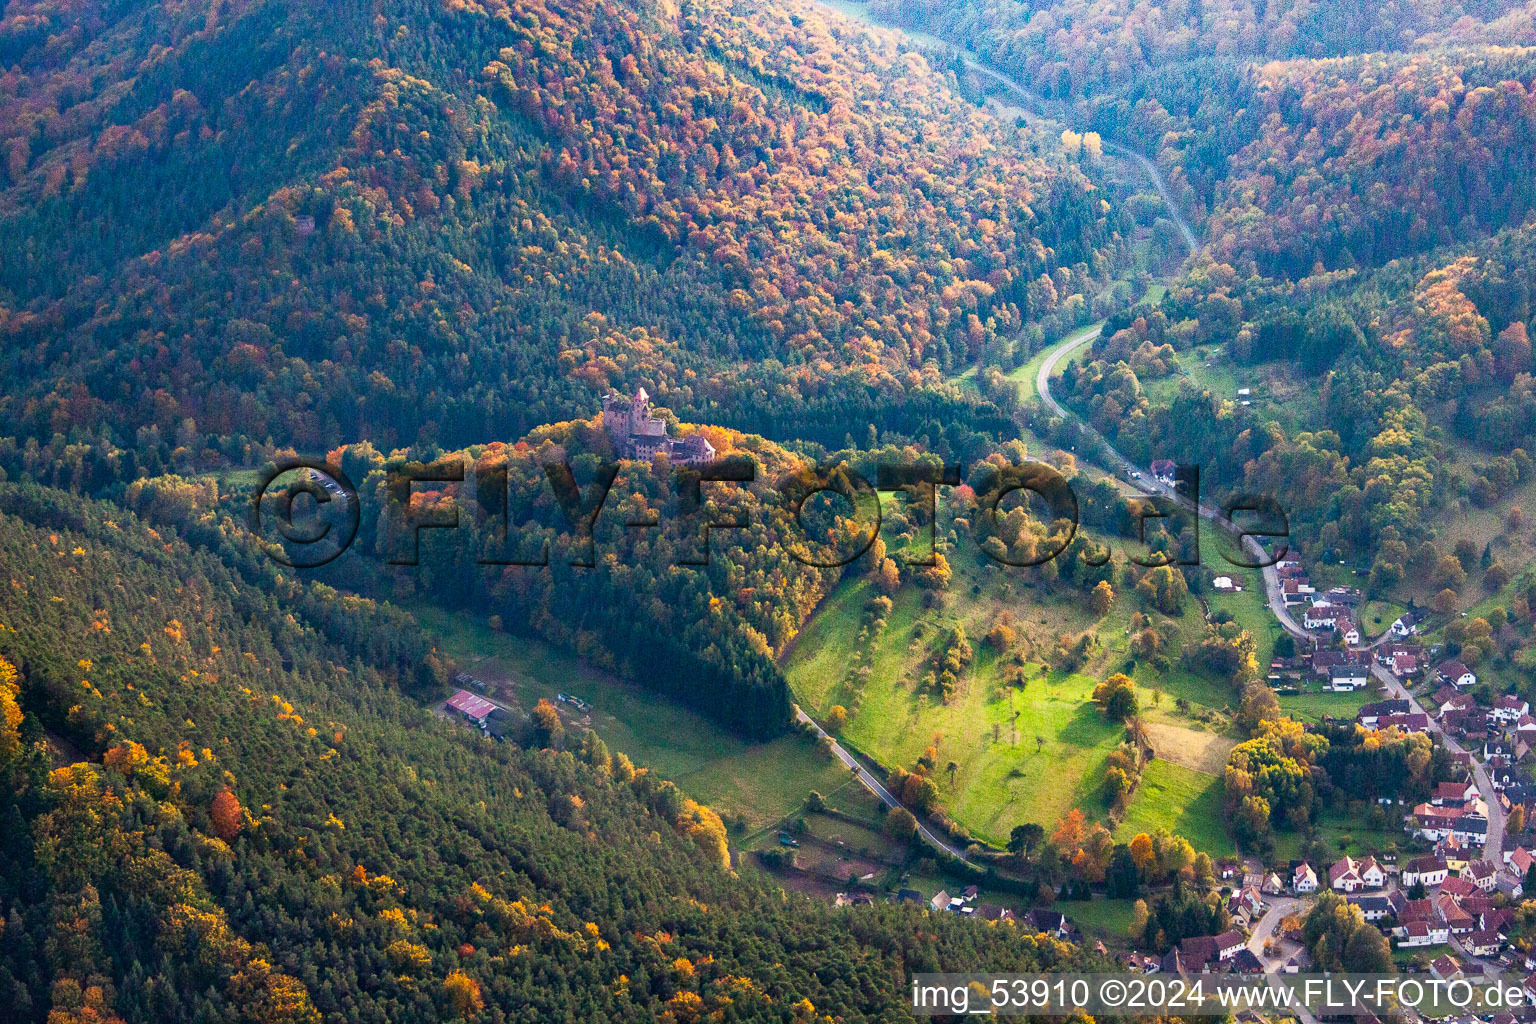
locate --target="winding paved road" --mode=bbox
[960,62,1200,254]
[796,708,973,863]
[1035,324,1310,640]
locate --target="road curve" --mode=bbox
[1035,323,1101,419]
[816,0,1201,258]
[1034,326,1309,639]
[796,708,974,864]
[960,61,1200,257]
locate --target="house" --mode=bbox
[1488,757,1523,791]
[930,890,952,911]
[896,888,924,904]
[1437,893,1477,935]
[1462,893,1497,920]
[1442,709,1487,739]
[1228,948,1265,974]
[1435,780,1479,806]
[1358,699,1410,727]
[1438,834,1473,872]
[1215,930,1247,961]
[1453,815,1490,846]
[1392,653,1420,677]
[1175,935,1219,974]
[1392,610,1421,637]
[1377,712,1430,733]
[1305,603,1343,631]
[445,689,497,729]
[1438,659,1477,690]
[1439,875,1479,900]
[1330,662,1370,691]
[1487,736,1522,761]
[1124,951,1161,974]
[1025,909,1070,938]
[1492,696,1532,724]
[1292,862,1319,893]
[1482,906,1515,935]
[1430,953,1464,981]
[1311,650,1349,677]
[1518,716,1536,746]
[1330,856,1370,892]
[1465,929,1503,958]
[1402,855,1450,887]
[1348,895,1394,922]
[1398,920,1450,947]
[1463,860,1497,892]
[1282,578,1315,606]
[1437,687,1470,713]
[1343,626,1362,647]
[1390,890,1431,924]
[976,903,1014,922]
[1227,887,1265,925]
[1261,872,1286,896]
[1160,948,1196,976]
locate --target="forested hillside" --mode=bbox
[0,0,1121,474]
[873,0,1536,276]
[0,484,1112,1023]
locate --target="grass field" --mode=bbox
[1360,600,1407,638]
[416,607,852,831]
[1065,897,1139,945]
[1113,759,1236,858]
[1141,721,1235,775]
[1276,687,1376,724]
[785,533,1247,855]
[785,577,1128,847]
[1270,807,1412,863]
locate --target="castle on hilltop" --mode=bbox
[602,387,717,465]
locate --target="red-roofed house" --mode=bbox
[445,689,497,727]
[1435,780,1478,806]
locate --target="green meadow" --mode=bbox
[416,606,851,832]
[1112,759,1235,858]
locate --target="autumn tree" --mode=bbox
[531,699,564,748]
[211,789,243,842]
[1089,580,1115,616]
[444,970,484,1017]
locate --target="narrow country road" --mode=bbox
[796,708,974,864]
[818,0,1201,255]
[1035,325,1310,639]
[960,61,1201,254]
